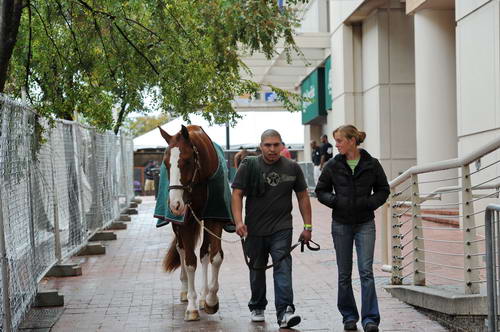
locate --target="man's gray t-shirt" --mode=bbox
[231,156,308,236]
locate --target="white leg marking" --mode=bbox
[185,264,198,312]
[206,252,223,307]
[177,246,188,302]
[200,251,210,309]
[169,147,185,215]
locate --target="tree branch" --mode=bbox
[92,14,116,80]
[31,3,68,64]
[54,0,99,89]
[113,22,159,75]
[25,0,33,102]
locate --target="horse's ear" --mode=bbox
[181,125,190,141]
[158,126,172,143]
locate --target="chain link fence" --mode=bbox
[0,94,134,331]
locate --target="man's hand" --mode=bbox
[235,222,248,237]
[299,229,312,243]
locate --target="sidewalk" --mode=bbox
[42,196,448,332]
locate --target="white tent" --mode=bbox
[133,111,304,151]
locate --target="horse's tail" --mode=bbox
[163,238,180,272]
[163,216,203,272]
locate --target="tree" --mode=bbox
[2,0,307,132]
[124,113,170,138]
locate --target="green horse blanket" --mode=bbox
[154,142,233,227]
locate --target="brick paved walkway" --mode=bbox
[42,196,448,331]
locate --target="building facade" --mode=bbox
[293,0,500,190]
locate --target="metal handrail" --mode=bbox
[390,136,500,188]
[485,204,500,332]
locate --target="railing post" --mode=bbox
[391,188,403,284]
[461,164,480,294]
[0,199,12,332]
[380,201,390,269]
[412,174,425,286]
[485,206,497,332]
[49,128,62,263]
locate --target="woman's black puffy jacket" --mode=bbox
[315,149,390,224]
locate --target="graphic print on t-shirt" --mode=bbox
[266,172,297,187]
[266,172,280,186]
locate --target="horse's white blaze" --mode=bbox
[185,265,198,312]
[206,252,222,307]
[169,147,185,214]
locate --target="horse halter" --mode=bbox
[168,144,202,194]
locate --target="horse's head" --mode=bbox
[159,125,200,216]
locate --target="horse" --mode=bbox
[158,124,225,321]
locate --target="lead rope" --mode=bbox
[187,204,241,244]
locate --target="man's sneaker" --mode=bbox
[251,309,265,322]
[279,306,301,328]
[344,321,357,330]
[364,322,379,332]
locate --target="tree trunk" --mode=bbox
[0,0,24,92]
[113,100,128,134]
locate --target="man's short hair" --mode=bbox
[261,129,282,142]
[321,134,328,140]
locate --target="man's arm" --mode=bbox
[319,155,325,170]
[231,188,247,237]
[296,190,312,242]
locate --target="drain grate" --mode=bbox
[19,307,64,330]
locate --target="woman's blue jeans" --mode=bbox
[245,228,294,322]
[331,220,380,327]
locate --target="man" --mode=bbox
[319,134,333,170]
[280,141,292,159]
[143,160,157,195]
[234,148,249,168]
[231,129,312,329]
[310,140,321,184]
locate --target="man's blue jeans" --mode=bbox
[245,228,294,322]
[331,220,380,327]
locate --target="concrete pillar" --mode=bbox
[304,124,322,162]
[414,10,458,203]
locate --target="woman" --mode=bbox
[315,125,389,332]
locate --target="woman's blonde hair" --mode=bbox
[332,125,366,146]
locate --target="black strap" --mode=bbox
[241,238,321,271]
[300,239,320,252]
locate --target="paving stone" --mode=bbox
[41,196,449,332]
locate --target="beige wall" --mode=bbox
[456,0,500,221]
[360,9,417,179]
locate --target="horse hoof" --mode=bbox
[205,302,219,315]
[199,299,206,310]
[184,310,200,321]
[180,291,188,303]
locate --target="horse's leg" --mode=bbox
[204,221,224,315]
[177,244,188,303]
[199,231,210,311]
[180,227,200,321]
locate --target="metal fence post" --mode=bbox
[119,134,128,204]
[462,164,480,294]
[411,174,425,286]
[390,188,403,285]
[0,189,12,332]
[71,123,86,236]
[49,129,62,263]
